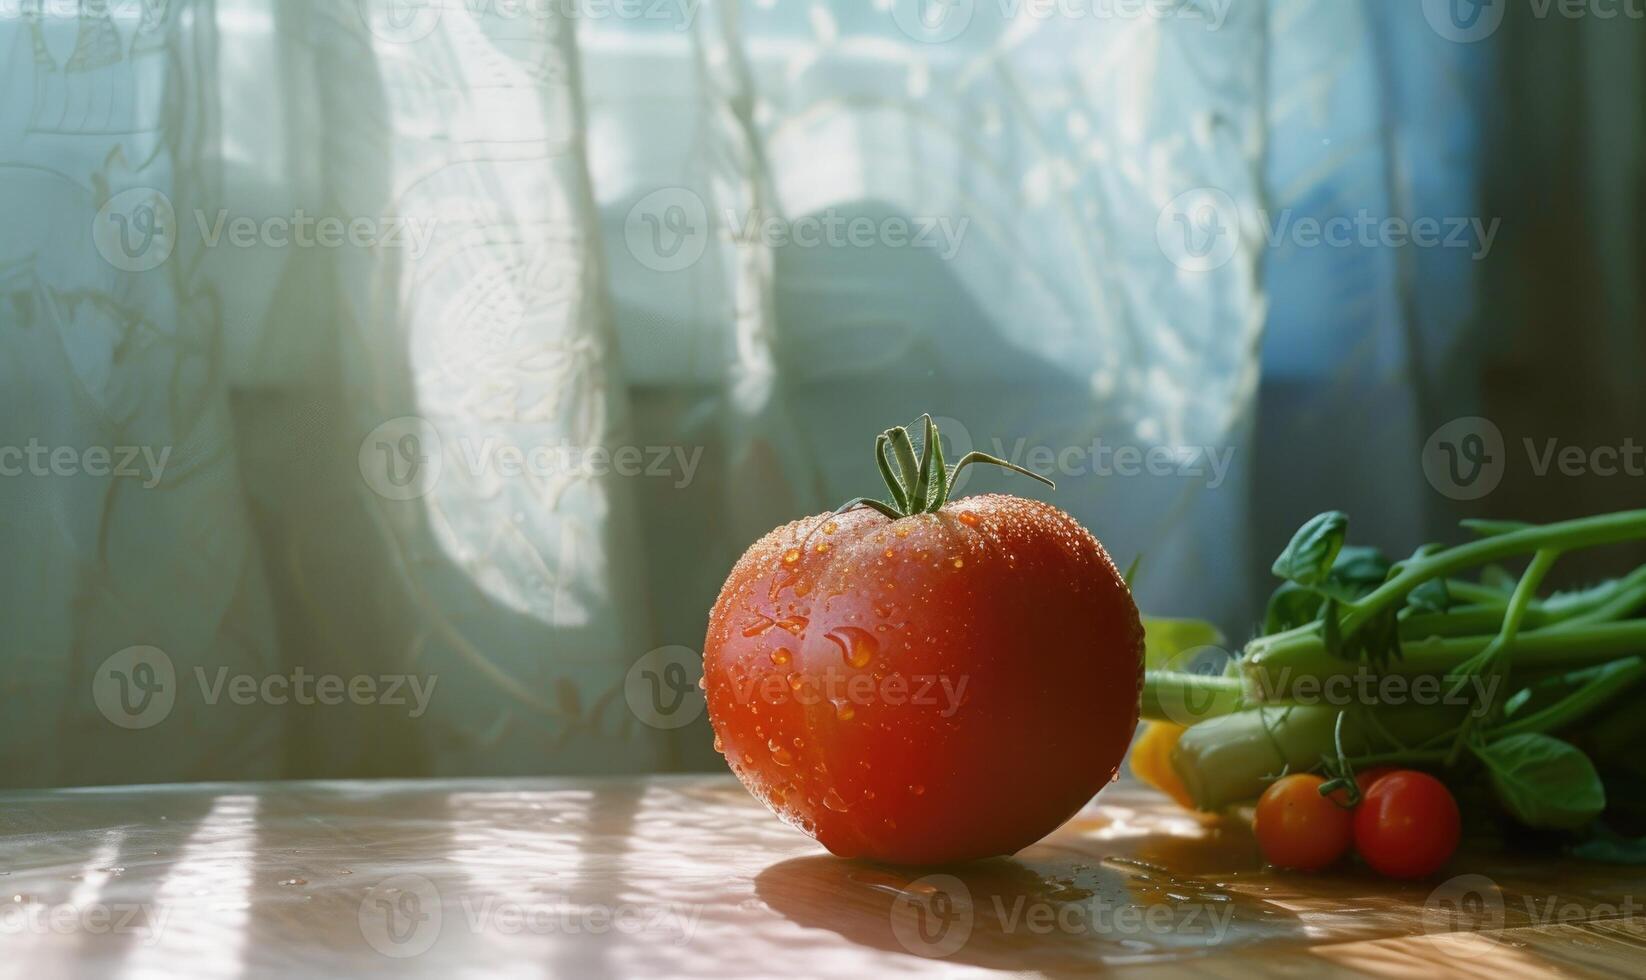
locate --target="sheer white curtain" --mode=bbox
[3,0,1463,787]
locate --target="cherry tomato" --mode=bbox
[1253,774,1353,871]
[704,492,1143,865]
[1353,770,1460,879]
[1355,766,1398,798]
[1129,722,1195,810]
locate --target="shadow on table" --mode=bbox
[754,852,1306,971]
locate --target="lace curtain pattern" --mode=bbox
[0,0,1485,786]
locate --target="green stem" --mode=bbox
[1553,581,1646,630]
[1399,604,1549,639]
[1456,549,1559,678]
[1139,672,1247,724]
[1443,548,1559,763]
[1244,619,1646,697]
[1344,511,1646,634]
[1248,510,1646,660]
[1443,579,1516,607]
[1400,571,1646,638]
[838,415,1054,519]
[1489,656,1646,739]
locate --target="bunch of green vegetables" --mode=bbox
[1140,509,1646,858]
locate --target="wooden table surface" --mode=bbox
[1,775,1641,978]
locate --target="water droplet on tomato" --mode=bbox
[770,647,792,666]
[822,789,849,812]
[826,627,878,669]
[776,616,808,636]
[958,512,981,528]
[834,701,855,721]
[823,521,838,535]
[741,615,775,637]
[713,733,724,753]
[781,548,801,566]
[787,673,804,692]
[909,784,925,796]
[814,542,831,554]
[768,739,794,766]
[951,557,964,569]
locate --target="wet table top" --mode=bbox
[1,775,1641,978]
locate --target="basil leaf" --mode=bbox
[1477,733,1607,830]
[1407,578,1453,614]
[1317,546,1392,603]
[1330,546,1391,588]
[1265,582,1325,635]
[1272,512,1348,588]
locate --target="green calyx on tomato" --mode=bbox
[834,415,1054,522]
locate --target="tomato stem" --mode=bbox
[842,415,1055,520]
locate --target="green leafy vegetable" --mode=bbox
[1407,577,1452,614]
[1271,511,1348,588]
[1319,546,1391,602]
[1476,733,1606,830]
[1143,507,1646,838]
[1265,582,1324,634]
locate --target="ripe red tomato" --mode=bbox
[703,421,1142,865]
[1355,766,1398,798]
[1253,774,1353,871]
[1353,770,1460,879]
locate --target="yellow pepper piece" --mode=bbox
[1129,721,1195,809]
